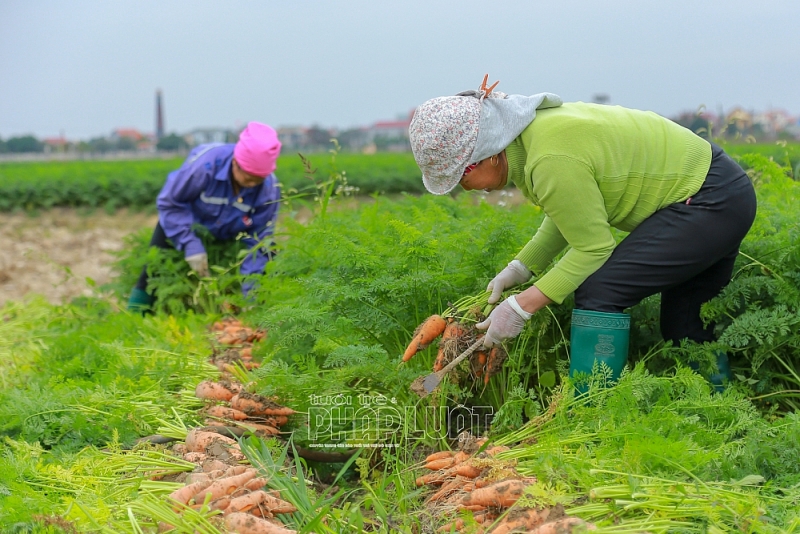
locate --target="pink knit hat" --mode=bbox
[233,122,282,177]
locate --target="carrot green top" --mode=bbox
[504,102,712,304]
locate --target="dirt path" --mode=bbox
[0,209,158,306]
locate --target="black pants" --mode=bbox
[134,222,171,292]
[574,143,757,345]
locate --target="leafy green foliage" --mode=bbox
[0,152,426,212]
[496,366,800,530]
[0,300,212,454]
[106,224,253,315]
[695,155,800,410]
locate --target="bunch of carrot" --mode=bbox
[418,446,590,533]
[165,464,298,533]
[210,318,266,372]
[403,314,506,385]
[211,317,267,345]
[195,380,295,438]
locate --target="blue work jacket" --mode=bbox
[156,143,281,278]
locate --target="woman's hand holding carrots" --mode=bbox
[475,296,530,348]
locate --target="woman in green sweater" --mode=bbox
[409,77,756,387]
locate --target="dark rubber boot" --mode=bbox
[569,309,631,393]
[127,287,154,314]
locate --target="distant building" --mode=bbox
[42,137,68,153]
[276,126,310,150]
[110,128,145,142]
[753,109,796,139]
[363,111,414,152]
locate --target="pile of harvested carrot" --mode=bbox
[159,382,299,533]
[195,379,295,438]
[164,455,298,533]
[210,317,266,372]
[417,442,591,533]
[404,314,507,386]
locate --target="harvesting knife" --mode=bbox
[412,338,484,397]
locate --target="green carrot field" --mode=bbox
[1,150,799,532]
[0,142,797,212]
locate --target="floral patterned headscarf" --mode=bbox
[409,76,562,195]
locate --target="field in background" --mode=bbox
[0,142,797,212]
[0,152,423,212]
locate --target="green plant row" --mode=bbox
[1,142,796,212]
[0,152,423,212]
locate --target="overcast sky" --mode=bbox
[2,1,799,140]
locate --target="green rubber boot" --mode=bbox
[709,352,732,392]
[127,287,154,314]
[569,309,631,392]
[690,352,731,392]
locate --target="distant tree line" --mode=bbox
[0,133,188,154]
[0,135,44,153]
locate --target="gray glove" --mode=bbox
[487,260,532,304]
[475,295,532,348]
[185,252,210,277]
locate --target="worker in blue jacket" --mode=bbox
[127,122,282,311]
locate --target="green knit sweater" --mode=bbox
[505,102,712,304]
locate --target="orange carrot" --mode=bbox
[489,508,550,534]
[432,345,447,372]
[191,469,257,504]
[474,511,498,523]
[415,472,449,487]
[195,380,237,401]
[433,319,469,370]
[205,405,249,421]
[221,465,250,477]
[225,490,268,514]
[485,445,510,457]
[462,479,525,508]
[217,334,238,345]
[260,493,297,514]
[249,506,274,519]
[484,346,508,385]
[452,451,469,465]
[230,392,295,417]
[184,472,211,485]
[185,429,238,453]
[224,513,297,534]
[436,518,465,533]
[454,463,483,479]
[425,457,455,471]
[190,495,231,512]
[427,476,468,503]
[183,452,207,463]
[425,451,455,463]
[169,479,213,505]
[471,350,488,377]
[202,458,229,473]
[402,314,447,362]
[245,477,268,491]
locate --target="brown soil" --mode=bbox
[0,208,158,306]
